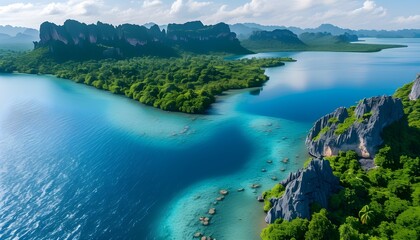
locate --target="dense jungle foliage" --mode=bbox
[0,48,294,113]
[261,83,420,240]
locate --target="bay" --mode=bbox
[0,38,419,239]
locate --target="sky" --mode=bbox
[0,0,419,30]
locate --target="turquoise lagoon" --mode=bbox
[0,38,419,239]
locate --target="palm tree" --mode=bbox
[359,205,373,224]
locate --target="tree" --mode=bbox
[358,205,373,225]
[305,209,338,240]
[339,223,360,240]
[261,218,309,240]
[339,216,361,240]
[396,207,420,235]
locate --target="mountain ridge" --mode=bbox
[230,23,420,39]
[35,19,250,60]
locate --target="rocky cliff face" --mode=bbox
[249,29,305,45]
[306,96,404,158]
[167,21,231,41]
[166,21,250,54]
[35,20,249,59]
[409,75,420,100]
[265,159,340,223]
[38,20,163,46]
[299,32,358,45]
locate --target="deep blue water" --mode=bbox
[0,38,419,239]
[234,38,420,122]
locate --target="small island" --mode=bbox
[241,29,406,53]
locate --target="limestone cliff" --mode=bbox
[409,75,420,100]
[248,29,305,45]
[265,159,340,223]
[35,20,250,60]
[306,96,404,158]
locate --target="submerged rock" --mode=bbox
[194,232,203,238]
[251,184,260,189]
[219,190,228,195]
[305,96,404,158]
[208,208,216,215]
[216,196,224,201]
[265,159,340,223]
[409,75,420,100]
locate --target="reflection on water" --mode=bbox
[233,38,420,122]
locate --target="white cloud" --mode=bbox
[188,0,211,11]
[170,0,183,14]
[143,0,162,8]
[42,2,66,15]
[40,0,104,16]
[71,0,104,16]
[0,3,33,14]
[395,15,420,24]
[0,0,415,30]
[170,0,211,15]
[351,0,386,17]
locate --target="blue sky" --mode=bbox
[0,0,419,30]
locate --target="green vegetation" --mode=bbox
[362,112,373,120]
[395,82,420,129]
[241,40,405,53]
[331,106,374,135]
[334,107,356,135]
[261,209,338,240]
[328,117,339,124]
[303,157,313,168]
[261,217,309,240]
[261,83,420,239]
[262,184,285,212]
[313,126,330,141]
[0,48,294,113]
[262,149,419,240]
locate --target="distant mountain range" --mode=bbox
[35,19,250,60]
[0,25,39,50]
[2,21,417,54]
[239,29,379,52]
[0,25,39,37]
[230,23,420,39]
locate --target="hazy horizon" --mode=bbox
[1,20,420,32]
[1,0,419,30]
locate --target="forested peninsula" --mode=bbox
[241,30,406,53]
[0,19,407,113]
[261,76,420,239]
[0,20,294,113]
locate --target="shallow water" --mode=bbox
[0,38,419,239]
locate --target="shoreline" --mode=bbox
[240,43,407,53]
[156,114,311,239]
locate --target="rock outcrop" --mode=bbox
[299,32,358,45]
[248,29,305,45]
[265,159,340,223]
[34,20,250,60]
[409,75,420,100]
[306,96,404,158]
[166,21,250,54]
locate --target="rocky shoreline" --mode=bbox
[305,95,404,159]
[265,159,341,223]
[263,74,420,224]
